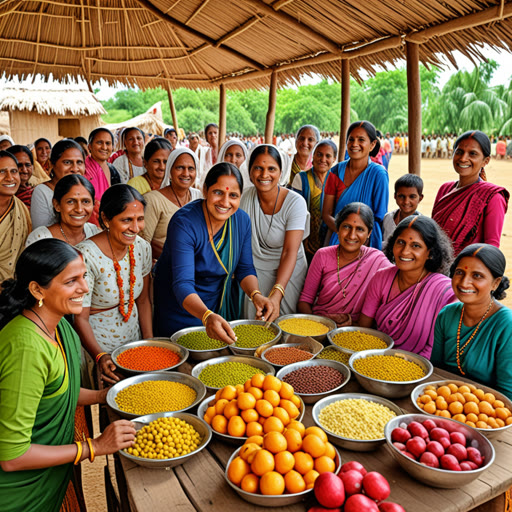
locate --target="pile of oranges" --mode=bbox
[227,421,337,496]
[416,382,512,429]
[203,374,302,438]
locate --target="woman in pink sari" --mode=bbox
[298,203,392,326]
[359,216,456,358]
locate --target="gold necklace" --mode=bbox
[336,246,363,298]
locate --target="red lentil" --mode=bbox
[282,366,344,394]
[117,346,181,371]
[264,346,313,365]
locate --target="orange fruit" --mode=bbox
[303,469,320,488]
[458,385,471,394]
[464,401,479,415]
[447,383,459,393]
[246,422,264,437]
[425,389,438,400]
[466,421,477,428]
[251,374,265,388]
[264,431,288,454]
[260,471,285,495]
[487,417,499,429]
[494,400,505,409]
[224,401,240,419]
[211,415,228,434]
[240,443,262,463]
[478,413,489,422]
[314,455,336,474]
[238,393,257,411]
[284,428,302,453]
[246,435,264,446]
[435,397,448,411]
[476,421,489,429]
[448,401,463,415]
[439,410,451,418]
[235,384,245,397]
[215,389,223,401]
[227,456,250,485]
[262,375,282,393]
[424,402,436,414]
[263,416,285,434]
[256,399,274,418]
[272,407,290,426]
[417,402,425,410]
[437,385,451,399]
[478,401,494,416]
[204,406,216,424]
[284,470,306,494]
[424,385,436,391]
[241,473,259,494]
[474,388,485,400]
[244,379,252,392]
[483,393,496,405]
[264,390,281,408]
[280,399,300,419]
[420,394,432,404]
[505,417,512,425]
[258,416,267,425]
[448,393,465,405]
[466,413,479,423]
[290,394,302,409]
[452,413,466,424]
[274,450,296,474]
[251,449,275,476]
[241,408,259,423]
[496,407,511,420]
[228,416,246,437]
[463,392,479,403]
[324,442,336,460]
[496,418,506,427]
[247,386,263,400]
[304,427,328,443]
[279,382,294,399]
[215,399,229,415]
[221,385,238,401]
[302,434,326,458]
[467,384,477,392]
[293,451,314,475]
[287,420,306,437]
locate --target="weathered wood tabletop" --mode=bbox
[107,364,512,512]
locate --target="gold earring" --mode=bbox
[38,298,43,308]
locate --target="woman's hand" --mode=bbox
[97,388,109,404]
[91,420,136,457]
[98,354,121,385]
[253,294,277,323]
[205,313,237,345]
[326,313,352,327]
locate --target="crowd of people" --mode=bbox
[0,119,510,511]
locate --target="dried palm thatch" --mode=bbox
[0,112,9,135]
[0,0,511,91]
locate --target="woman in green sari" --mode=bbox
[0,239,135,512]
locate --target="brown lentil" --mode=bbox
[264,346,313,365]
[317,347,350,364]
[353,355,425,382]
[278,318,330,336]
[331,331,388,352]
[282,365,344,394]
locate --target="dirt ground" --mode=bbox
[81,153,512,512]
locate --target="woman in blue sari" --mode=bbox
[153,163,273,344]
[322,121,388,249]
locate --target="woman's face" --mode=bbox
[124,129,144,155]
[452,138,490,183]
[0,156,20,197]
[313,143,336,174]
[206,127,218,148]
[346,127,376,161]
[296,128,317,158]
[89,131,113,163]
[145,148,170,183]
[35,141,51,164]
[54,184,94,229]
[393,227,430,274]
[204,174,241,225]
[337,213,370,255]
[53,148,85,180]
[224,144,245,169]
[250,152,281,193]
[104,200,145,248]
[452,256,501,307]
[171,154,196,192]
[165,131,178,150]
[12,151,33,186]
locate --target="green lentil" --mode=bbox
[318,398,397,440]
[332,331,388,352]
[353,354,425,382]
[115,381,197,415]
[176,331,225,351]
[233,324,275,348]
[317,347,350,364]
[198,361,265,388]
[279,318,329,336]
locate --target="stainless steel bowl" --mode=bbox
[312,392,403,451]
[111,339,189,376]
[224,444,341,506]
[106,372,206,419]
[171,326,230,361]
[384,413,495,488]
[228,319,281,356]
[275,359,351,404]
[191,355,275,392]
[276,313,336,343]
[411,379,512,439]
[349,348,433,398]
[327,326,394,354]
[118,412,212,468]
[261,343,317,370]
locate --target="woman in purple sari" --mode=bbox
[359,216,456,358]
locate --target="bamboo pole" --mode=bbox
[264,70,278,144]
[167,88,179,132]
[219,83,227,146]
[339,59,350,161]
[406,41,421,176]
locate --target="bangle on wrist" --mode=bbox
[202,309,213,326]
[74,441,83,465]
[95,352,107,364]
[249,289,262,302]
[272,284,285,298]
[86,438,95,463]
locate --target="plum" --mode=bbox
[426,441,445,458]
[447,443,467,462]
[314,472,345,508]
[460,462,475,471]
[403,451,416,459]
[420,451,440,468]
[466,447,484,467]
[407,421,429,439]
[406,436,426,459]
[393,442,406,451]
[440,454,462,471]
[450,432,467,446]
[362,472,391,502]
[379,502,407,512]
[422,419,437,432]
[308,508,342,512]
[464,460,479,470]
[340,470,364,495]
[340,461,367,476]
[391,427,411,444]
[430,427,450,441]
[439,437,451,450]
[344,494,379,512]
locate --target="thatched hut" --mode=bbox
[0,81,105,146]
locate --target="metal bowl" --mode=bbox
[276,313,336,343]
[106,372,206,419]
[315,344,351,365]
[111,339,189,376]
[261,343,317,370]
[349,348,434,398]
[384,413,495,488]
[327,326,394,354]
[411,379,512,439]
[275,359,351,404]
[191,355,275,392]
[312,393,403,451]
[224,444,341,506]
[228,319,281,356]
[118,412,212,468]
[171,326,230,361]
[197,394,305,445]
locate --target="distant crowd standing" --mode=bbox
[0,120,511,511]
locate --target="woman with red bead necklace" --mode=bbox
[74,184,152,384]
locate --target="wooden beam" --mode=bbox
[167,88,179,132]
[406,41,421,176]
[339,59,350,161]
[185,0,211,25]
[265,70,278,143]
[219,84,227,147]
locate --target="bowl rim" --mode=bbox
[327,326,394,354]
[170,325,228,353]
[275,313,336,335]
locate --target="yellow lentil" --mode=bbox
[317,348,350,364]
[353,355,425,382]
[115,381,197,415]
[278,318,329,336]
[125,416,202,459]
[318,398,397,440]
[331,331,387,352]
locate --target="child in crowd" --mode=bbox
[382,174,424,243]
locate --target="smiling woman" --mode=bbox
[112,127,145,183]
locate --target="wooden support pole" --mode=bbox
[339,59,350,161]
[219,83,227,146]
[406,41,421,176]
[265,70,278,144]
[167,87,179,132]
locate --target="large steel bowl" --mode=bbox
[312,392,403,451]
[275,359,351,404]
[384,413,495,488]
[111,339,189,376]
[411,379,512,439]
[106,372,206,420]
[261,343,317,370]
[315,344,351,365]
[327,326,394,354]
[349,348,433,398]
[276,313,336,343]
[228,319,281,356]
[118,412,212,468]
[171,326,230,361]
[191,355,275,392]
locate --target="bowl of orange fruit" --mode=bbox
[411,380,512,439]
[225,422,341,506]
[198,374,305,444]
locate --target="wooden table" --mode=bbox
[107,364,512,512]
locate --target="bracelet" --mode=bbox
[86,438,95,463]
[202,309,213,326]
[95,352,107,364]
[272,284,286,298]
[249,290,262,302]
[74,441,83,465]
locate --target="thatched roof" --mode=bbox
[0,112,9,134]
[103,102,166,138]
[0,1,511,90]
[0,81,105,116]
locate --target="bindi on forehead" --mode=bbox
[226,187,229,191]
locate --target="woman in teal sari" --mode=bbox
[0,239,135,512]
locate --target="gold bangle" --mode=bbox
[95,352,107,364]
[86,438,95,463]
[272,284,285,298]
[249,290,262,302]
[74,441,83,465]
[202,309,213,326]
